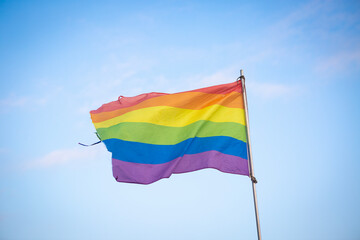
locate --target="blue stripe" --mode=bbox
[103,136,248,164]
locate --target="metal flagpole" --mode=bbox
[239,69,262,240]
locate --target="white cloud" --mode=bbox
[25,146,105,169]
[199,67,238,86]
[0,86,63,110]
[0,95,47,108]
[178,66,239,91]
[315,49,360,74]
[268,0,360,78]
[0,96,28,107]
[183,66,299,99]
[247,82,299,99]
[0,147,7,154]
[268,0,324,37]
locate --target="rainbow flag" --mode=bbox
[90,81,249,184]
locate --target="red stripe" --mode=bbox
[91,81,241,114]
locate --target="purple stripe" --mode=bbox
[112,150,249,184]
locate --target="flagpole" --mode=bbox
[239,69,262,240]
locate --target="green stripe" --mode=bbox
[96,120,247,145]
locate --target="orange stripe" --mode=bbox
[91,91,244,123]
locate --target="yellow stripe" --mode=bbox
[94,104,246,129]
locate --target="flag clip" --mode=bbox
[236,74,245,85]
[236,77,241,85]
[250,175,258,184]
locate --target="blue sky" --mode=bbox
[1,0,360,239]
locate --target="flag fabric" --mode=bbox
[90,81,249,184]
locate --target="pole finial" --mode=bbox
[239,69,245,82]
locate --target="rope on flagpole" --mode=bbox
[78,132,102,147]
